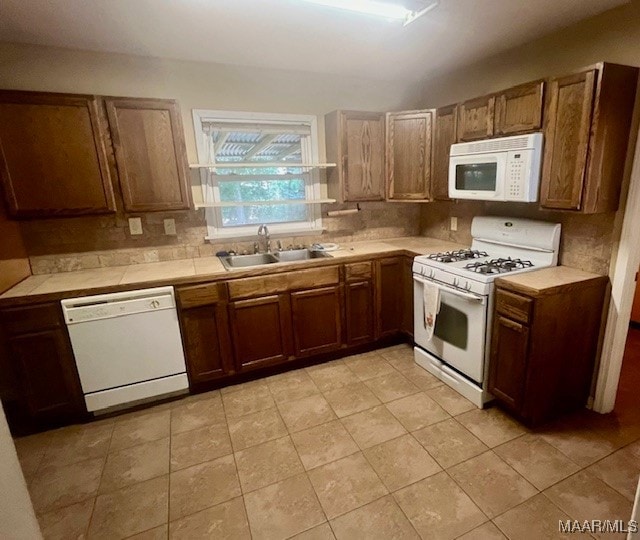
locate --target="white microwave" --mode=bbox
[448,133,543,202]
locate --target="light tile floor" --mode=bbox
[13,342,640,539]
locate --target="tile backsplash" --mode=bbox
[420,201,617,276]
[24,203,421,274]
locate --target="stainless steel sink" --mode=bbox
[274,249,333,262]
[219,253,278,269]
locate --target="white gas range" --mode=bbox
[412,216,561,407]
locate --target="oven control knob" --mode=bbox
[452,278,459,287]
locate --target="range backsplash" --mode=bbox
[420,201,617,276]
[23,203,421,274]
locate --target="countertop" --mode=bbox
[0,236,465,306]
[496,266,609,297]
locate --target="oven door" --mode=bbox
[413,275,488,383]
[448,153,507,201]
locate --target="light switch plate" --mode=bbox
[128,217,143,236]
[164,219,177,235]
[450,217,458,231]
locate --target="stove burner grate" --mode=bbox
[464,257,534,274]
[427,249,489,263]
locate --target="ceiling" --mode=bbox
[0,0,628,82]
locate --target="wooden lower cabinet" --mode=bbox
[345,280,375,346]
[488,276,607,425]
[375,257,404,338]
[291,286,342,356]
[229,294,293,371]
[401,256,414,338]
[0,304,86,434]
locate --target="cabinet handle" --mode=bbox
[501,317,525,333]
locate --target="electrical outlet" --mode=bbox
[164,219,177,236]
[450,217,458,232]
[128,217,143,236]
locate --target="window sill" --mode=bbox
[205,227,327,242]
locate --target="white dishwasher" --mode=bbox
[61,286,188,412]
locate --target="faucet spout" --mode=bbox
[257,224,271,253]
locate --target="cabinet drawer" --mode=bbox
[495,289,533,324]
[228,266,340,300]
[345,262,372,281]
[0,303,62,335]
[177,282,223,309]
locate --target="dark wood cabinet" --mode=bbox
[541,63,638,213]
[494,81,544,136]
[344,262,375,346]
[325,110,386,203]
[105,97,192,212]
[488,272,608,426]
[431,105,457,201]
[375,257,404,338]
[176,283,234,388]
[291,286,342,356]
[386,111,432,200]
[229,294,293,371]
[457,95,495,141]
[0,303,86,434]
[489,315,529,411]
[0,91,116,218]
[401,256,414,338]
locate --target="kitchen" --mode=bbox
[1,1,640,538]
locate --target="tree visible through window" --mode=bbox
[193,111,323,239]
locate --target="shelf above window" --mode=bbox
[195,198,336,209]
[189,162,337,170]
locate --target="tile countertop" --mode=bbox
[0,237,466,305]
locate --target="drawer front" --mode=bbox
[228,266,340,300]
[0,303,62,335]
[345,262,372,281]
[495,289,533,324]
[177,282,223,309]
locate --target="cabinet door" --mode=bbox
[540,70,596,210]
[488,316,530,412]
[495,81,544,135]
[105,98,191,212]
[401,257,414,338]
[375,258,403,338]
[386,111,432,200]
[180,304,234,386]
[0,91,116,218]
[8,329,85,424]
[432,105,457,201]
[342,112,386,202]
[229,295,293,371]
[457,95,495,141]
[291,286,342,356]
[345,281,374,346]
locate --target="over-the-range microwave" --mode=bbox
[448,133,543,202]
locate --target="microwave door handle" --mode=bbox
[412,276,485,304]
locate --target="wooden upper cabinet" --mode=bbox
[432,104,457,200]
[457,95,495,141]
[105,97,191,212]
[0,91,116,218]
[541,63,638,213]
[494,81,544,136]
[325,110,386,203]
[386,110,433,200]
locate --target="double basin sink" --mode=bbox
[219,249,332,270]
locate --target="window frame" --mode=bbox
[192,109,323,240]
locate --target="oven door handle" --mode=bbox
[413,275,486,304]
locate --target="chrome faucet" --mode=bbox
[257,224,270,253]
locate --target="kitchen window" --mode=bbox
[192,110,324,240]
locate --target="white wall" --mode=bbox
[0,404,41,539]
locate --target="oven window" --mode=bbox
[455,163,497,191]
[434,302,468,349]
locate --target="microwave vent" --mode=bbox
[450,133,542,156]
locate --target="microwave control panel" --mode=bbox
[505,149,536,202]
